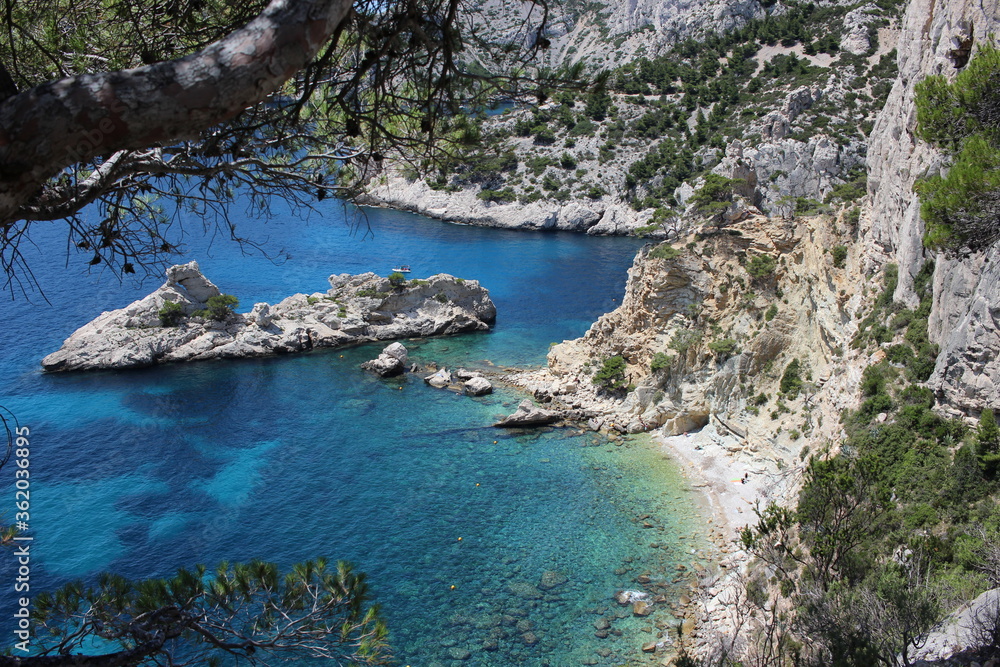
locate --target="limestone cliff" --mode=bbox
[863,0,1000,414]
[509,212,868,465]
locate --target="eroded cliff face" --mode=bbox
[511,213,868,468]
[478,0,768,69]
[864,0,1000,413]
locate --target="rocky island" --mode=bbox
[41,262,496,372]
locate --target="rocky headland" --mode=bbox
[41,262,496,372]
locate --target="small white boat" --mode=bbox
[392,265,412,273]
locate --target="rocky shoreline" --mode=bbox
[359,174,652,236]
[41,262,497,372]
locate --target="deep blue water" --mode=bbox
[0,200,709,664]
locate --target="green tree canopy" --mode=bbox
[915,45,1000,253]
[9,558,389,666]
[0,0,562,284]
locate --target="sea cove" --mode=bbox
[0,202,711,664]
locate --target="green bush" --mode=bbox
[649,244,681,261]
[780,358,802,398]
[746,254,777,279]
[831,245,848,268]
[593,356,627,391]
[158,300,184,327]
[532,125,557,145]
[388,272,407,287]
[764,304,778,321]
[708,338,739,358]
[689,174,743,221]
[195,294,239,322]
[476,188,517,203]
[669,329,702,355]
[559,152,577,169]
[650,352,673,373]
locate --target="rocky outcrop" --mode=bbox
[510,213,863,440]
[863,0,1000,412]
[840,4,879,55]
[361,342,409,377]
[463,376,494,396]
[42,263,496,372]
[493,399,562,428]
[478,0,768,70]
[710,88,865,215]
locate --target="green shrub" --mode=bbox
[434,292,449,303]
[559,152,577,169]
[158,300,184,327]
[764,304,778,321]
[533,126,557,145]
[780,358,802,398]
[670,329,702,355]
[388,272,407,287]
[831,245,848,268]
[195,294,239,322]
[649,244,681,261]
[476,188,517,203]
[708,338,739,358]
[746,254,777,279]
[689,174,743,221]
[650,352,673,372]
[593,356,627,391]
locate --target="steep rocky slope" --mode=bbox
[364,0,901,240]
[864,0,1000,415]
[509,211,866,465]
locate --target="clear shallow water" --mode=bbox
[0,201,709,664]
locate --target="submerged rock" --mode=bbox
[507,581,543,600]
[42,264,496,372]
[539,570,568,590]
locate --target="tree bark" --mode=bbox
[0,0,353,226]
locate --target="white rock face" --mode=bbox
[840,5,877,55]
[165,261,221,303]
[710,88,864,215]
[464,376,494,396]
[42,266,496,372]
[863,0,1000,411]
[361,175,611,233]
[361,343,409,377]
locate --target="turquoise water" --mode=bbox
[0,201,709,664]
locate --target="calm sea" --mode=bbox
[0,200,709,665]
